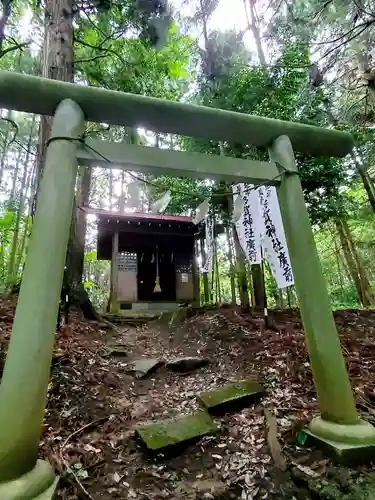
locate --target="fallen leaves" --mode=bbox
[1,299,375,499]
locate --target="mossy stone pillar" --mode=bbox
[270,135,375,448]
[0,99,84,498]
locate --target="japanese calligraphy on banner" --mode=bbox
[202,215,214,274]
[232,184,294,288]
[258,185,294,288]
[232,184,262,265]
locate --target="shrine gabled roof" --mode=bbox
[91,208,194,224]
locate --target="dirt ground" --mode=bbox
[1,298,375,499]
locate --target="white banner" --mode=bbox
[258,185,294,288]
[232,184,262,265]
[202,215,214,274]
[232,183,294,288]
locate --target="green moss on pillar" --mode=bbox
[270,135,375,448]
[0,99,84,489]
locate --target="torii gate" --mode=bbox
[0,70,374,499]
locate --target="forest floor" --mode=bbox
[2,298,375,499]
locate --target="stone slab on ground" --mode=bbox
[130,358,164,378]
[301,429,375,466]
[166,356,210,373]
[198,379,264,415]
[136,411,220,452]
[101,343,128,357]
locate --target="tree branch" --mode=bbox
[0,41,28,58]
[74,37,125,64]
[0,116,18,148]
[74,53,111,64]
[322,22,372,60]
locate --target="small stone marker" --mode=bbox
[198,379,264,415]
[166,356,210,373]
[136,411,219,452]
[131,358,164,378]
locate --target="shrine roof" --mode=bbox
[90,208,194,224]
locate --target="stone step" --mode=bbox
[198,379,264,415]
[136,411,220,452]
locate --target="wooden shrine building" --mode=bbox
[96,210,201,312]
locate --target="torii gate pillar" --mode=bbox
[270,135,375,460]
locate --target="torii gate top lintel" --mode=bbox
[0,70,353,158]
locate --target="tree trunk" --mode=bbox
[351,152,375,213]
[342,218,375,306]
[359,168,375,213]
[333,229,345,302]
[200,237,210,303]
[336,218,363,305]
[73,165,92,280]
[244,0,267,307]
[36,0,97,319]
[9,148,22,205]
[8,115,36,283]
[0,109,12,186]
[0,0,11,52]
[336,218,375,307]
[233,227,250,310]
[16,162,37,276]
[245,0,267,66]
[226,226,237,305]
[37,0,74,183]
[215,242,221,303]
[251,264,265,310]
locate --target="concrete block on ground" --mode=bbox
[136,411,220,452]
[198,379,264,415]
[130,358,164,378]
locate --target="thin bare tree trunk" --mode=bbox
[9,148,22,205]
[332,229,345,302]
[351,152,375,213]
[8,115,36,283]
[342,218,374,306]
[233,227,250,310]
[16,163,37,275]
[74,165,92,279]
[244,0,266,65]
[336,218,375,307]
[226,226,237,305]
[200,237,210,303]
[243,0,267,307]
[0,109,12,186]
